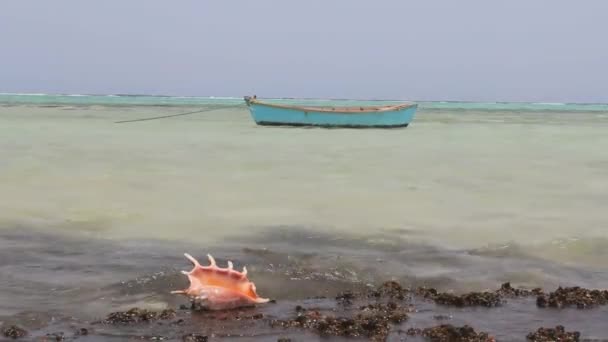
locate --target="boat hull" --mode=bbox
[244,98,417,128]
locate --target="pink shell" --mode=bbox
[171,253,270,310]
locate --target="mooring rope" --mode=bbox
[114,104,246,123]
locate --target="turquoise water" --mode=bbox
[2,92,608,112]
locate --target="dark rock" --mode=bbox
[159,309,177,319]
[497,282,544,297]
[416,282,547,307]
[271,301,409,341]
[182,333,208,342]
[335,281,411,303]
[536,294,548,308]
[2,325,27,339]
[536,286,608,309]
[76,328,88,336]
[43,332,65,341]
[137,335,168,340]
[406,327,422,336]
[100,308,177,325]
[526,325,580,341]
[417,286,438,298]
[171,319,185,325]
[339,281,528,308]
[434,291,502,307]
[235,313,264,320]
[277,338,292,342]
[336,290,356,304]
[369,281,409,300]
[417,287,502,307]
[407,324,495,342]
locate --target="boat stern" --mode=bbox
[243,95,257,106]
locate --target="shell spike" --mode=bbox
[254,296,271,304]
[227,261,234,270]
[207,254,217,267]
[184,253,200,267]
[242,266,248,275]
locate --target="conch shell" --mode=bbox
[171,253,270,310]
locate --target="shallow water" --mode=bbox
[1,228,608,341]
[1,100,608,339]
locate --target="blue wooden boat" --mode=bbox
[243,96,417,128]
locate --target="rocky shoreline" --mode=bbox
[2,281,606,341]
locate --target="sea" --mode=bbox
[1,93,607,340]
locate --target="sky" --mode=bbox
[1,1,607,103]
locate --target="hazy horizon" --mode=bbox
[1,0,607,103]
[3,92,608,105]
